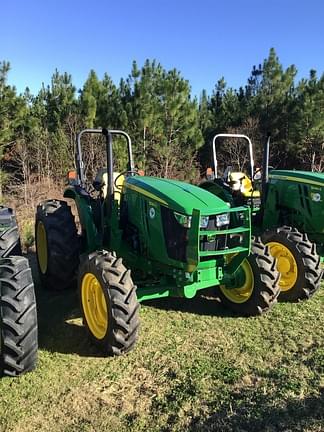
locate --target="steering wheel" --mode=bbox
[253,166,275,181]
[253,168,262,181]
[114,170,138,190]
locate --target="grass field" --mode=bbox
[0,253,323,432]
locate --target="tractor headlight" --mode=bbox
[200,216,209,229]
[173,213,210,229]
[174,212,192,228]
[216,213,230,227]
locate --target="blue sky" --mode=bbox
[1,0,324,97]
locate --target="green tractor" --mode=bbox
[35,128,279,356]
[0,206,38,376]
[201,133,323,302]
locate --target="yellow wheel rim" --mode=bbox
[220,260,254,303]
[81,273,108,339]
[37,221,48,274]
[267,241,297,291]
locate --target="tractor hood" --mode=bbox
[125,176,230,215]
[269,170,324,188]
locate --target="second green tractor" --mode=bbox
[200,133,323,302]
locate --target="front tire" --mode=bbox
[35,200,79,291]
[262,226,322,302]
[218,237,280,316]
[0,256,38,376]
[78,250,140,355]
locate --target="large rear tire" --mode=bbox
[218,237,280,316]
[262,226,322,302]
[0,256,38,376]
[78,250,140,355]
[0,206,22,258]
[35,200,79,291]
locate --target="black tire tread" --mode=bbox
[35,200,79,290]
[0,256,38,377]
[219,236,280,316]
[262,226,322,301]
[0,207,22,258]
[79,250,140,356]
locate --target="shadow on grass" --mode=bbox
[27,251,101,357]
[142,293,236,318]
[186,387,324,432]
[27,251,235,356]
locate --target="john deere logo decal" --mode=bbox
[149,207,156,219]
[311,192,321,202]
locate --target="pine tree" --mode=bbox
[118,60,202,178]
[0,61,29,199]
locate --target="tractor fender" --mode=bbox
[64,186,99,253]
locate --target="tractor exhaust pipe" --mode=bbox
[261,133,271,206]
[102,128,114,212]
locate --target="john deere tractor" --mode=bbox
[0,206,38,376]
[35,128,279,356]
[201,133,323,302]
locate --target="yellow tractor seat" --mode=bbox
[228,172,260,198]
[94,169,125,202]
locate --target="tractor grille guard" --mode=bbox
[187,206,251,274]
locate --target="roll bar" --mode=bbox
[212,133,255,180]
[76,128,134,188]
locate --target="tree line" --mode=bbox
[0,48,323,203]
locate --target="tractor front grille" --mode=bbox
[199,232,245,253]
[161,206,250,264]
[199,207,250,259]
[200,233,227,252]
[161,206,187,262]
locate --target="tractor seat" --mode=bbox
[228,172,260,198]
[94,169,125,201]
